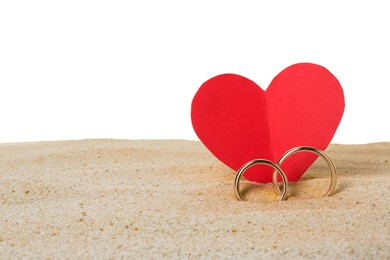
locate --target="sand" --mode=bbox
[0,139,389,258]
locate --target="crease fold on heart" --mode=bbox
[191,63,344,183]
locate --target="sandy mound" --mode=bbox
[0,140,389,258]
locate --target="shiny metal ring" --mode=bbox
[235,159,289,202]
[272,146,337,197]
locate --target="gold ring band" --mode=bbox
[234,159,289,202]
[272,146,337,197]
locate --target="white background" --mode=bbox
[0,1,389,144]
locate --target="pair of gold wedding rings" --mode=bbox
[234,146,337,201]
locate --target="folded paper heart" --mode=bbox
[191,63,345,183]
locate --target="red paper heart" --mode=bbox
[191,63,344,183]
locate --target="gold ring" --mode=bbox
[272,146,337,197]
[235,159,289,202]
